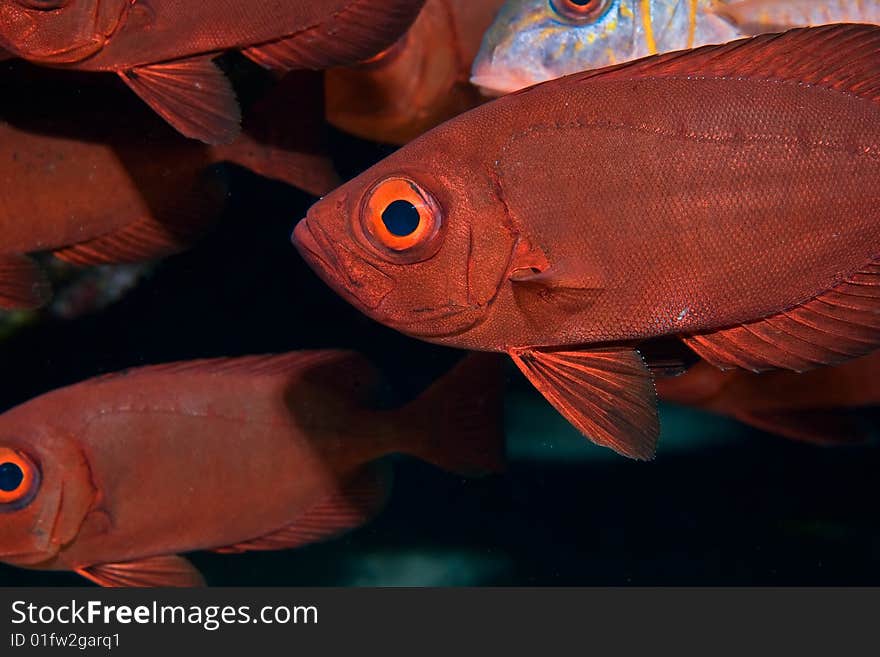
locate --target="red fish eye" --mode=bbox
[361,177,442,255]
[550,0,611,23]
[0,447,40,508]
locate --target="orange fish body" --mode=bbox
[0,67,338,311]
[656,353,880,445]
[294,25,880,460]
[0,352,502,586]
[0,0,426,142]
[326,0,505,144]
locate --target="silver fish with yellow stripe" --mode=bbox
[471,0,880,94]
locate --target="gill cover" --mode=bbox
[0,0,131,64]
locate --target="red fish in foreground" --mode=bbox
[326,0,506,144]
[293,24,880,460]
[0,0,426,143]
[0,67,338,311]
[0,352,503,587]
[656,353,880,446]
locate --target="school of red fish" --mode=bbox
[0,0,878,586]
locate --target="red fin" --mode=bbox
[87,350,378,393]
[51,179,223,266]
[213,71,339,196]
[510,346,659,460]
[510,262,605,321]
[568,24,880,104]
[75,555,204,588]
[736,409,872,446]
[215,464,391,554]
[0,254,50,310]
[396,353,506,477]
[241,0,425,70]
[119,56,241,145]
[684,259,880,373]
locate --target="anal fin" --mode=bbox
[684,259,880,373]
[509,346,659,460]
[76,554,204,588]
[119,56,241,145]
[0,254,50,309]
[214,464,391,554]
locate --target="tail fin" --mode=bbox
[211,71,340,197]
[395,353,506,477]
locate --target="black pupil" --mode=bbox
[0,462,23,492]
[381,199,420,237]
[571,0,593,5]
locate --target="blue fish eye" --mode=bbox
[382,199,421,237]
[0,461,24,493]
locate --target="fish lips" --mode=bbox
[292,217,484,340]
[292,216,395,313]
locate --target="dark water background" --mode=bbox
[0,58,878,586]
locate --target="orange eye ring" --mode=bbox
[361,176,443,259]
[550,0,612,23]
[0,447,40,508]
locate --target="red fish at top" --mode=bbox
[293,24,880,460]
[0,352,503,586]
[326,0,506,145]
[0,0,427,143]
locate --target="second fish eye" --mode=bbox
[550,0,611,23]
[0,447,40,509]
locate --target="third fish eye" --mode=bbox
[0,461,24,493]
[382,199,421,237]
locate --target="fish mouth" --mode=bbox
[293,216,393,312]
[470,64,542,96]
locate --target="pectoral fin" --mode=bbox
[119,56,241,145]
[509,346,659,460]
[214,464,391,554]
[509,256,605,319]
[76,555,205,588]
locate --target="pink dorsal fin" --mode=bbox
[84,350,381,403]
[76,555,205,588]
[683,258,880,373]
[214,464,391,554]
[120,56,241,145]
[562,24,880,105]
[509,346,659,460]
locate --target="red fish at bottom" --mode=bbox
[0,352,503,587]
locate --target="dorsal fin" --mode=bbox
[83,351,382,403]
[559,24,880,104]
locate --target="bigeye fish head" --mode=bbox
[0,0,130,64]
[0,408,96,568]
[471,0,643,95]
[293,138,517,344]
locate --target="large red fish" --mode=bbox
[326,0,505,144]
[0,0,426,143]
[656,353,880,445]
[0,66,338,310]
[0,352,502,587]
[293,24,880,460]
